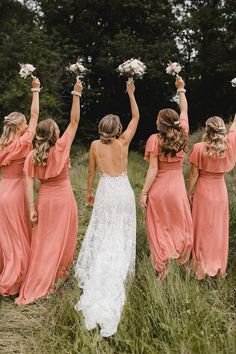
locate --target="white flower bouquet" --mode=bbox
[166,61,182,76]
[19,63,36,79]
[231,78,236,87]
[117,58,146,84]
[66,59,87,80]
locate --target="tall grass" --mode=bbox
[0,133,236,354]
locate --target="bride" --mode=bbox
[74,81,139,337]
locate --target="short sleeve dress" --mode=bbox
[144,116,193,277]
[189,131,236,279]
[16,130,78,304]
[0,130,33,296]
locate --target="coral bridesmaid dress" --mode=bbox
[189,131,236,279]
[16,130,78,304]
[145,117,193,276]
[0,130,32,296]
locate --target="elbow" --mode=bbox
[70,116,79,126]
[149,166,158,176]
[190,169,199,179]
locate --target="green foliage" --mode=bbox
[2,0,235,142]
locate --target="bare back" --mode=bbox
[92,138,128,176]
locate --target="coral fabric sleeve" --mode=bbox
[24,130,72,179]
[144,134,159,161]
[0,130,33,166]
[189,132,236,173]
[189,143,203,169]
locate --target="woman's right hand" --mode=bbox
[175,76,185,90]
[32,77,40,89]
[74,80,83,93]
[29,208,38,224]
[126,81,135,96]
[87,192,94,206]
[187,193,193,207]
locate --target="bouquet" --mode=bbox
[66,58,87,80]
[166,61,182,76]
[117,58,146,84]
[19,63,36,79]
[231,78,236,87]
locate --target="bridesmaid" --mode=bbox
[16,80,83,305]
[188,115,236,279]
[140,76,193,279]
[0,78,40,296]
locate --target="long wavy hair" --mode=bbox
[157,108,188,156]
[98,114,123,144]
[0,112,26,150]
[33,118,58,166]
[203,116,227,158]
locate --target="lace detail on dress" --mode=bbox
[74,174,136,337]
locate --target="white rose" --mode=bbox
[25,64,36,73]
[69,64,78,72]
[77,64,86,72]
[166,62,182,76]
[231,77,236,87]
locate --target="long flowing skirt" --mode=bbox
[192,174,228,279]
[74,174,136,337]
[15,179,78,304]
[146,169,193,276]
[0,177,31,296]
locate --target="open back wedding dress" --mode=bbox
[74,140,136,337]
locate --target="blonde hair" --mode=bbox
[0,112,26,149]
[203,116,227,158]
[157,108,188,157]
[33,118,57,166]
[98,114,122,144]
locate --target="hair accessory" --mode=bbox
[177,88,186,94]
[71,90,82,97]
[173,120,180,126]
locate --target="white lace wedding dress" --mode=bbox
[74,170,136,337]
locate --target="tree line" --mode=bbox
[0,0,235,143]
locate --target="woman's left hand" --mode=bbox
[140,194,148,210]
[175,76,185,90]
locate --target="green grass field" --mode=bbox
[0,132,236,354]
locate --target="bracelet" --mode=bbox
[71,90,82,97]
[177,88,186,94]
[31,88,41,92]
[141,191,148,195]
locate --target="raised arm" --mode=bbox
[175,76,189,133]
[28,78,40,136]
[25,175,38,224]
[87,142,97,206]
[120,81,140,145]
[66,80,83,141]
[229,113,236,132]
[140,153,158,210]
